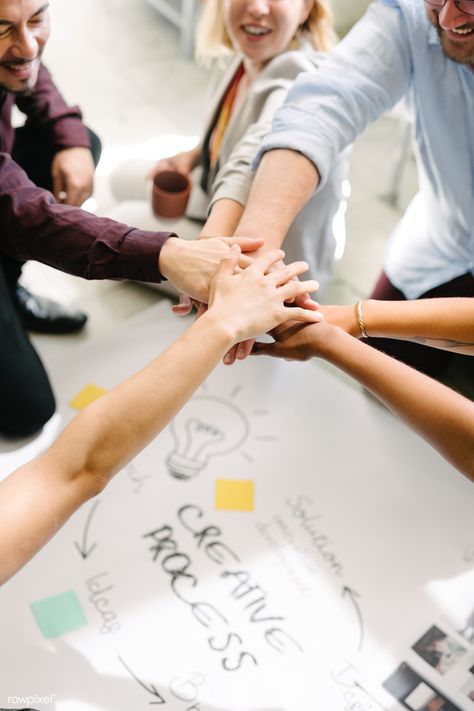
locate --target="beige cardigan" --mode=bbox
[187,48,348,288]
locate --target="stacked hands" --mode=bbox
[159,235,325,362]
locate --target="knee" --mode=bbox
[0,389,56,438]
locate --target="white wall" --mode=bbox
[332,0,372,35]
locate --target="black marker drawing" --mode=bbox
[74,499,100,559]
[166,395,250,480]
[342,586,364,652]
[118,656,166,705]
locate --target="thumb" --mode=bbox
[251,341,279,357]
[218,243,241,277]
[223,236,264,252]
[171,293,193,315]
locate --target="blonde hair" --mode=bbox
[196,0,337,63]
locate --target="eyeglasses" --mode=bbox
[424,0,474,16]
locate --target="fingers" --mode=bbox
[235,338,255,360]
[270,261,313,287]
[294,292,319,310]
[279,278,319,302]
[222,237,264,252]
[251,341,280,357]
[281,306,324,324]
[217,243,241,279]
[223,343,239,365]
[237,253,255,269]
[52,172,65,203]
[248,249,285,275]
[171,293,193,316]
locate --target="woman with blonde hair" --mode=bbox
[110,0,347,293]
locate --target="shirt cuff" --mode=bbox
[102,229,177,282]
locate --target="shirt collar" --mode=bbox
[427,23,440,45]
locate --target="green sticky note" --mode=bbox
[215,479,255,512]
[31,590,87,639]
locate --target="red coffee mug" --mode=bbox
[151,170,191,219]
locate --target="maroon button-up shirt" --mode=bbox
[0,64,175,282]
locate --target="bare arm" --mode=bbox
[0,250,320,584]
[321,298,474,356]
[254,322,474,481]
[201,198,245,237]
[233,149,320,248]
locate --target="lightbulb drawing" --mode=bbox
[166,395,250,480]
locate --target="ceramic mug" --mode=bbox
[151,170,191,219]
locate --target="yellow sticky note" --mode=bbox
[215,479,254,512]
[69,384,107,410]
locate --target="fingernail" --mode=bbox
[224,354,233,364]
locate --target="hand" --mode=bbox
[252,319,342,362]
[207,246,322,344]
[221,256,319,365]
[159,236,263,304]
[171,294,207,317]
[148,147,200,180]
[51,147,95,206]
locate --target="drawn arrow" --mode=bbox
[342,585,364,651]
[354,681,390,711]
[74,499,100,559]
[118,656,166,704]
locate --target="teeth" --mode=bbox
[452,27,474,34]
[243,25,269,36]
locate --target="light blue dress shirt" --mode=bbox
[257,0,474,299]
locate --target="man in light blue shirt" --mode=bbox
[234,0,474,378]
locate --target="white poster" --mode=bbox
[1,303,473,711]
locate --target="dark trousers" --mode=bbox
[366,271,474,379]
[0,125,101,436]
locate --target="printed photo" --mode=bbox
[383,662,462,711]
[412,626,467,675]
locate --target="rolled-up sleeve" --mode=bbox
[255,1,412,189]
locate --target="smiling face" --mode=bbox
[222,0,312,72]
[0,0,50,94]
[425,0,474,65]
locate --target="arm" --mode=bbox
[0,152,262,295]
[234,148,319,247]
[0,249,320,584]
[254,322,474,480]
[15,64,90,151]
[16,64,95,206]
[235,2,411,248]
[321,299,474,356]
[201,198,244,237]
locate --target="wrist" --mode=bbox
[158,237,181,280]
[197,308,237,351]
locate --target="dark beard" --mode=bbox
[435,24,474,65]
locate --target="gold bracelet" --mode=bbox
[356,299,368,338]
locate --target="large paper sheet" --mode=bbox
[1,303,473,711]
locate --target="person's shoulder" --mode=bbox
[260,48,321,82]
[378,0,428,26]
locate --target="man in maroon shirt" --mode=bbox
[0,0,261,438]
[0,0,101,334]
